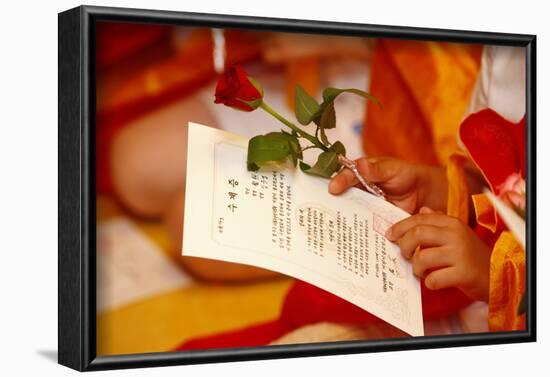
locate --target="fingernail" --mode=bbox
[420,206,432,214]
[367,158,379,169]
[425,279,433,290]
[385,227,394,240]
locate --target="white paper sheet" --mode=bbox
[182,122,424,336]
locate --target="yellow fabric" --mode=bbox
[488,231,526,331]
[96,195,292,355]
[472,193,498,233]
[97,279,293,355]
[470,194,526,332]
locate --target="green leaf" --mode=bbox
[329,140,346,156]
[247,132,301,171]
[320,101,336,129]
[319,126,329,146]
[313,101,336,146]
[322,87,380,106]
[294,85,321,125]
[282,132,303,165]
[299,150,341,178]
[275,130,302,163]
[299,160,312,171]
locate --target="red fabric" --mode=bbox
[175,279,472,351]
[460,109,526,194]
[280,281,382,328]
[95,22,173,192]
[96,22,171,70]
[95,31,263,193]
[282,280,471,327]
[180,320,291,351]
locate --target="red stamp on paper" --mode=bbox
[373,214,392,236]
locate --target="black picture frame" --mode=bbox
[58,5,537,372]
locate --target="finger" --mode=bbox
[424,267,462,290]
[419,206,445,215]
[329,156,400,195]
[397,225,450,260]
[386,213,457,241]
[355,157,401,184]
[412,247,453,278]
[329,168,357,194]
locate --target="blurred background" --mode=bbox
[95,21,484,356]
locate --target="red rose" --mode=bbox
[214,65,263,111]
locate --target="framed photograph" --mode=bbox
[58,5,536,371]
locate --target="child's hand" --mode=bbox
[386,207,491,302]
[329,157,448,214]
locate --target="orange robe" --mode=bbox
[365,40,525,331]
[364,39,482,166]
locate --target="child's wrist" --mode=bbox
[417,165,448,212]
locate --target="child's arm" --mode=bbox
[386,207,491,302]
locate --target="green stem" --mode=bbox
[259,102,329,152]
